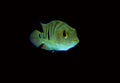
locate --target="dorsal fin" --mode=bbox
[40,22,46,28]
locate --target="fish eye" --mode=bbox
[63,30,68,38]
[63,30,66,36]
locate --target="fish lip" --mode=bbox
[71,40,79,47]
[73,39,79,43]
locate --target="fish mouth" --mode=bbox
[73,39,79,43]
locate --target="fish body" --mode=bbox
[30,20,79,51]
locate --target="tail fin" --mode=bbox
[29,30,42,47]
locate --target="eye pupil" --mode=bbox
[63,30,66,37]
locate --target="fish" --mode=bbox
[29,20,79,51]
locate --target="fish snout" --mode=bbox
[73,39,79,43]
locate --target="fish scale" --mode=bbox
[53,21,59,36]
[43,23,52,40]
[49,23,52,40]
[42,24,47,39]
[52,21,58,38]
[50,21,60,40]
[51,22,55,40]
[54,21,64,35]
[50,21,54,39]
[42,21,66,40]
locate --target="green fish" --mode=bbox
[30,20,79,51]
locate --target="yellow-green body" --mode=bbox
[30,20,79,51]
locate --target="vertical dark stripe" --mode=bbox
[46,25,48,40]
[48,28,50,40]
[49,23,52,40]
[42,24,45,38]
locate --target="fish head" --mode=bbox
[55,25,79,50]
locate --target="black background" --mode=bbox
[5,1,103,69]
[17,9,83,65]
[14,4,83,65]
[1,1,113,81]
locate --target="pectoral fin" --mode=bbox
[41,45,47,49]
[41,44,53,51]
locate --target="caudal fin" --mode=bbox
[29,30,42,47]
